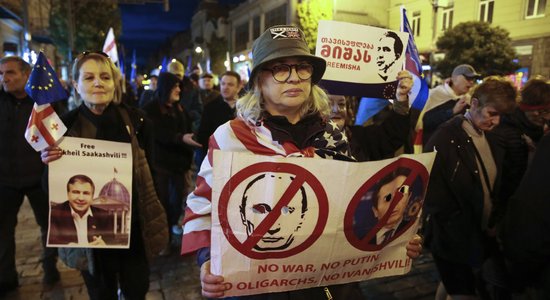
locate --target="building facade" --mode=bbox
[388,0,550,80]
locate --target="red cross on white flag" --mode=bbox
[24,103,67,151]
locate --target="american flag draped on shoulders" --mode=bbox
[401,6,429,154]
[181,117,352,255]
[24,52,69,151]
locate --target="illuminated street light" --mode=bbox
[195,46,203,54]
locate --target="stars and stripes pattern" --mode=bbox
[181,117,352,255]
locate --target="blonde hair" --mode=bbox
[237,76,331,123]
[167,60,184,75]
[71,52,122,105]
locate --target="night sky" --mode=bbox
[119,0,245,69]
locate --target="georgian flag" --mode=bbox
[103,27,119,64]
[25,103,67,151]
[24,52,68,151]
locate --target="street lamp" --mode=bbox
[195,46,203,54]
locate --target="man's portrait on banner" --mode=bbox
[48,172,131,247]
[239,173,309,251]
[376,31,404,82]
[352,166,424,250]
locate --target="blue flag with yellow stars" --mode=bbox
[25,52,68,105]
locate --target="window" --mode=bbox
[442,7,454,30]
[234,22,249,52]
[479,0,494,23]
[265,4,288,28]
[412,12,421,37]
[526,0,547,18]
[252,16,261,40]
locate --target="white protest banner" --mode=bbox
[211,151,435,296]
[316,20,409,99]
[47,136,132,249]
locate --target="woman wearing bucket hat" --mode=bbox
[181,25,421,299]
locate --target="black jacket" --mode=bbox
[349,109,410,162]
[499,133,550,287]
[142,99,193,173]
[197,96,235,153]
[0,90,44,187]
[423,116,504,264]
[491,108,544,204]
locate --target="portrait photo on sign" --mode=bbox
[345,158,427,252]
[220,166,327,259]
[47,136,132,249]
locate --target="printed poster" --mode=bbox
[210,151,435,296]
[47,136,132,249]
[316,20,410,98]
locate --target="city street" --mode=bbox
[4,200,439,300]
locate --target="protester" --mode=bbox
[327,93,410,162]
[195,70,241,165]
[422,77,516,299]
[181,24,422,299]
[142,72,200,252]
[0,56,59,297]
[138,73,158,107]
[167,60,202,131]
[499,133,550,298]
[40,51,168,300]
[198,72,220,108]
[417,64,481,145]
[492,77,550,207]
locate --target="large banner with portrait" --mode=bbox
[210,151,435,297]
[47,136,132,249]
[316,20,409,99]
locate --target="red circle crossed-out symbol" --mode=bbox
[344,157,429,251]
[218,162,329,259]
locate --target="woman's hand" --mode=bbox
[41,146,63,164]
[405,234,423,259]
[200,260,228,298]
[183,133,202,148]
[396,70,414,102]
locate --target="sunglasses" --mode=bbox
[78,51,110,59]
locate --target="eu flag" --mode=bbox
[25,52,68,105]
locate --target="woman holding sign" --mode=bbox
[40,51,168,300]
[182,25,421,299]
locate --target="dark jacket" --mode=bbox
[48,201,116,245]
[197,96,236,153]
[142,99,194,173]
[422,99,466,145]
[499,133,550,289]
[423,115,504,264]
[491,108,544,206]
[349,109,410,162]
[0,90,44,187]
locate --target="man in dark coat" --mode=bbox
[196,71,241,165]
[0,56,59,296]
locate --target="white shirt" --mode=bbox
[70,207,93,244]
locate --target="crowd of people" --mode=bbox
[1,22,549,300]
